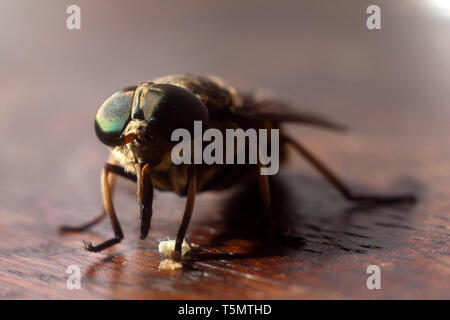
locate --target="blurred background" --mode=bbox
[0,0,449,299]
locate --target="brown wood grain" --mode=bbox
[0,0,449,299]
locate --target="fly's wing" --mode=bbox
[232,92,347,132]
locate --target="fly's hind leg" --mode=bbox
[81,163,133,252]
[281,135,416,204]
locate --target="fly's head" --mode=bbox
[95,82,209,166]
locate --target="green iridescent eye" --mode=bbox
[131,83,209,141]
[95,90,134,146]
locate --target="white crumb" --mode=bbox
[158,259,183,271]
[158,239,191,258]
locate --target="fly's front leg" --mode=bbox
[82,163,126,252]
[172,167,197,260]
[281,135,416,204]
[136,163,153,240]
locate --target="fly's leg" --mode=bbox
[82,163,128,252]
[172,167,197,260]
[136,163,153,240]
[257,122,274,224]
[257,163,273,227]
[59,210,107,233]
[281,135,416,204]
[59,163,136,233]
[256,167,279,246]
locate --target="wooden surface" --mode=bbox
[0,0,449,299]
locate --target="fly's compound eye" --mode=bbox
[133,83,209,141]
[95,89,135,146]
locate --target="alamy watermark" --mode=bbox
[66,5,81,30]
[366,265,381,290]
[366,5,381,30]
[170,121,279,175]
[65,5,380,31]
[66,265,81,290]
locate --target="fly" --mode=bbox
[60,74,415,260]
